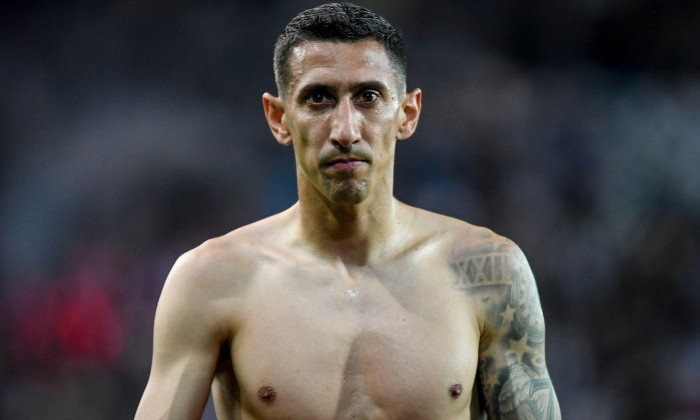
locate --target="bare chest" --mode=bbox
[227,261,481,419]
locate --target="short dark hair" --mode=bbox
[273,2,406,96]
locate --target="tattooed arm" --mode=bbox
[452,237,561,419]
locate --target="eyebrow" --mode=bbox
[349,80,390,94]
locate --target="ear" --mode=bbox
[263,92,292,145]
[396,88,422,140]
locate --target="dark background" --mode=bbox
[1,1,698,419]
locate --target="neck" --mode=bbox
[293,183,403,266]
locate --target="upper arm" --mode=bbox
[451,236,561,419]
[136,250,230,420]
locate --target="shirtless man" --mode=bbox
[135,3,561,419]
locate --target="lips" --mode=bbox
[325,157,367,171]
[323,155,369,168]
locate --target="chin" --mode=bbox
[326,181,370,205]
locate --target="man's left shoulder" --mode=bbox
[412,207,518,258]
[444,220,531,289]
[411,209,534,292]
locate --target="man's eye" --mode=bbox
[307,92,330,104]
[357,91,379,103]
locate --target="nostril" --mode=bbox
[332,140,352,152]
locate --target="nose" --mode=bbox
[329,98,360,149]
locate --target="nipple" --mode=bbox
[449,383,463,400]
[258,385,277,404]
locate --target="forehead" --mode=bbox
[286,40,397,95]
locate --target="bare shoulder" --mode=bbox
[445,220,528,298]
[165,227,257,299]
[437,216,540,334]
[406,206,535,325]
[158,211,292,322]
[405,205,512,258]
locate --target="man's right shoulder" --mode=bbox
[165,217,280,297]
[153,219,287,342]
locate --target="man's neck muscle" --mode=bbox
[293,189,405,265]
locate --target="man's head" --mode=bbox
[263,4,421,207]
[273,2,406,97]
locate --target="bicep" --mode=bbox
[136,256,226,420]
[456,242,560,419]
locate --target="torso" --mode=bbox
[207,206,488,419]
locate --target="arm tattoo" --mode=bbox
[451,241,560,419]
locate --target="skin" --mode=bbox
[135,40,561,419]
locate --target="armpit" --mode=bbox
[216,342,232,373]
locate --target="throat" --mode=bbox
[294,198,409,265]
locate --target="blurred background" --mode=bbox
[1,0,698,419]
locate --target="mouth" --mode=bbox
[323,157,369,171]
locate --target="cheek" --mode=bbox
[371,105,400,136]
[290,117,329,170]
[370,115,399,149]
[293,115,329,146]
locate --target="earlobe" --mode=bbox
[397,88,422,140]
[262,92,292,145]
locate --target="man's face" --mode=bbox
[280,40,408,205]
